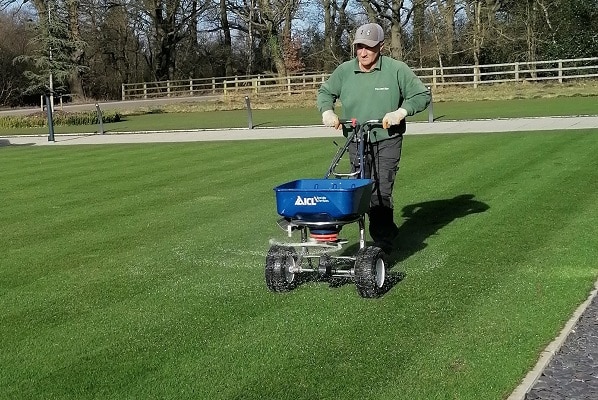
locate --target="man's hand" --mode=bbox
[382,108,408,129]
[322,110,340,129]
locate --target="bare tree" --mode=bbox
[81,0,150,98]
[219,0,233,76]
[228,0,304,76]
[0,11,33,106]
[462,0,501,85]
[358,0,413,60]
[412,0,426,67]
[436,0,457,64]
[320,0,351,71]
[65,0,85,98]
[129,0,212,81]
[255,0,302,75]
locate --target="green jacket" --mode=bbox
[317,56,431,142]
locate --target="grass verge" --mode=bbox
[1,130,597,399]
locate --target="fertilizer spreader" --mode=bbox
[265,120,388,298]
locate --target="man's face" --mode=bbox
[356,42,382,71]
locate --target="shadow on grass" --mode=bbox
[332,194,489,295]
[389,194,490,266]
[290,250,406,297]
[326,270,406,297]
[285,194,488,297]
[0,139,35,147]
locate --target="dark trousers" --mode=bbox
[348,134,403,244]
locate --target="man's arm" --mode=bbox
[397,64,431,116]
[317,68,343,128]
[316,74,340,114]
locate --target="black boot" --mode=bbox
[368,205,399,253]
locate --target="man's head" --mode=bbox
[353,23,384,72]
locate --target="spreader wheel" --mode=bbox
[265,245,297,293]
[354,246,386,298]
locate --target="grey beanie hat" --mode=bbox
[352,23,385,47]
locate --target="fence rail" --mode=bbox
[122,57,598,100]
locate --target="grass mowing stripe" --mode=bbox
[381,130,598,397]
[1,131,597,399]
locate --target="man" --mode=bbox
[316,22,431,253]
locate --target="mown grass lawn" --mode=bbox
[1,129,597,399]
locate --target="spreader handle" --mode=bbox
[338,119,383,128]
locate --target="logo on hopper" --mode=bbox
[295,195,329,206]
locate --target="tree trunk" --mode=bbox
[66,0,85,99]
[220,0,234,76]
[413,0,425,67]
[472,0,483,87]
[389,0,404,60]
[441,0,456,65]
[323,0,334,69]
[256,0,287,76]
[323,0,349,70]
[526,0,538,78]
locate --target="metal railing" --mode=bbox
[121,57,598,100]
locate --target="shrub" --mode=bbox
[0,110,121,128]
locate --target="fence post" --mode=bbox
[432,68,437,89]
[245,96,254,129]
[143,83,147,100]
[427,87,434,123]
[95,103,104,135]
[287,77,291,95]
[121,83,125,101]
[190,78,194,96]
[167,80,171,97]
[558,60,563,83]
[45,94,55,142]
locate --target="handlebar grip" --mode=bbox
[338,118,357,127]
[338,119,383,127]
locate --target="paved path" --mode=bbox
[2,115,598,146]
[2,116,598,399]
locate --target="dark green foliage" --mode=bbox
[540,0,598,59]
[13,1,87,98]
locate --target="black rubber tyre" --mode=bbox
[354,246,386,298]
[265,245,297,293]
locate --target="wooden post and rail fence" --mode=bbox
[121,57,598,101]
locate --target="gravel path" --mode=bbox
[524,289,598,400]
